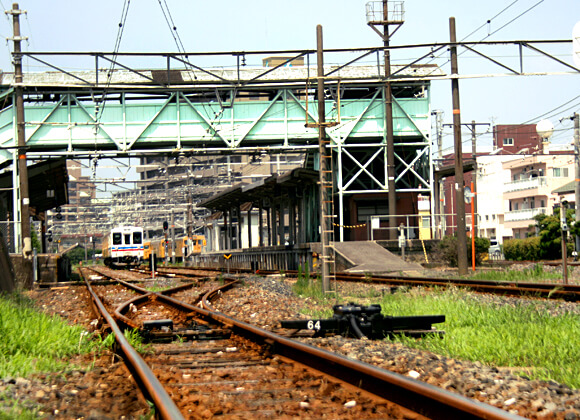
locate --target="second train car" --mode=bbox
[144,235,205,263]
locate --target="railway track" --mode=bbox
[142,264,580,301]
[233,268,580,301]
[333,272,580,301]
[79,266,522,419]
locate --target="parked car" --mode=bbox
[488,239,502,257]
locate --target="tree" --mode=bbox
[437,235,490,267]
[31,227,42,253]
[66,246,96,265]
[533,208,575,259]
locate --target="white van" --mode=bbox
[488,239,501,257]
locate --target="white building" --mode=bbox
[476,155,517,242]
[476,151,575,243]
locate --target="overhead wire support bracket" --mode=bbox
[305,78,341,128]
[168,54,232,85]
[23,55,93,86]
[245,52,309,85]
[462,45,521,75]
[96,54,161,86]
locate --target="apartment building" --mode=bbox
[47,160,99,250]
[502,154,574,239]
[474,155,515,242]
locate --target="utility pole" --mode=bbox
[573,113,580,253]
[561,199,569,284]
[170,209,175,264]
[305,25,340,293]
[443,120,490,238]
[367,1,404,240]
[449,17,468,275]
[315,25,332,293]
[433,110,444,238]
[383,1,397,240]
[8,3,31,259]
[469,120,489,237]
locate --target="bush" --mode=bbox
[503,234,574,262]
[65,247,97,265]
[503,237,541,261]
[437,235,490,267]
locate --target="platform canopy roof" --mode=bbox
[200,167,318,212]
[0,159,68,217]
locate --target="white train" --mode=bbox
[102,226,144,268]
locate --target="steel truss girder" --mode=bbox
[336,142,430,194]
[0,83,430,164]
[15,40,578,90]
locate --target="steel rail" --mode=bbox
[84,267,523,419]
[194,282,523,420]
[137,264,580,300]
[81,273,185,420]
[250,268,580,301]
[335,272,580,300]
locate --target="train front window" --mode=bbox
[124,234,131,244]
[112,233,122,245]
[133,232,142,244]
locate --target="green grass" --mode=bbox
[292,273,335,303]
[97,328,152,356]
[0,293,96,418]
[145,284,170,293]
[0,396,39,420]
[0,293,94,378]
[466,263,562,283]
[380,287,580,388]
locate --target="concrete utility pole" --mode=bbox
[561,199,569,284]
[449,17,468,275]
[316,24,332,293]
[383,1,397,240]
[367,1,404,240]
[8,3,31,258]
[574,113,580,253]
[443,120,490,238]
[170,209,175,264]
[432,110,444,238]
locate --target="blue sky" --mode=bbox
[0,0,578,158]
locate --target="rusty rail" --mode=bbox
[83,267,523,419]
[82,274,185,420]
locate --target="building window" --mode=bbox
[486,215,489,221]
[503,138,514,146]
[553,168,569,177]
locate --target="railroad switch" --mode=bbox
[281,302,445,339]
[142,319,231,342]
[143,319,174,331]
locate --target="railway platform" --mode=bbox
[193,240,423,274]
[334,241,422,274]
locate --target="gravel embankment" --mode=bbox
[213,275,580,420]
[4,272,580,419]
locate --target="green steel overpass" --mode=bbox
[0,50,441,249]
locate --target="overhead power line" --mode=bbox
[486,0,545,39]
[460,0,521,41]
